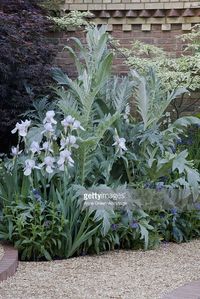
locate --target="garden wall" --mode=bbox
[55,0,200,74]
[51,0,200,114]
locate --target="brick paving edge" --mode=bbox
[0,242,18,282]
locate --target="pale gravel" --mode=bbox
[0,244,4,261]
[0,240,200,299]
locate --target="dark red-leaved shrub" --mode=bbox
[0,0,56,152]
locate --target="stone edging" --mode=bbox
[162,280,200,299]
[0,243,18,282]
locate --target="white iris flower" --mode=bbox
[24,159,40,176]
[57,149,74,170]
[43,110,57,125]
[11,120,31,137]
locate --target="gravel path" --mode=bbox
[0,244,4,261]
[0,240,200,299]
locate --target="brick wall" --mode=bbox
[55,0,200,75]
[51,1,200,115]
[54,23,197,77]
[108,23,187,74]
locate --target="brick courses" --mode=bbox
[51,0,200,113]
[53,23,188,75]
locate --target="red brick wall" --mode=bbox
[48,23,200,116]
[52,23,187,76]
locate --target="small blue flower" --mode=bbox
[194,203,200,211]
[111,224,118,231]
[32,189,45,206]
[32,189,42,203]
[155,182,164,192]
[159,212,165,219]
[170,208,178,215]
[130,220,139,229]
[144,182,154,189]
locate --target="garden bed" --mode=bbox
[0,240,200,299]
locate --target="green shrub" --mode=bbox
[118,25,200,118]
[0,0,56,152]
[150,207,200,243]
[0,172,99,261]
[176,123,200,171]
